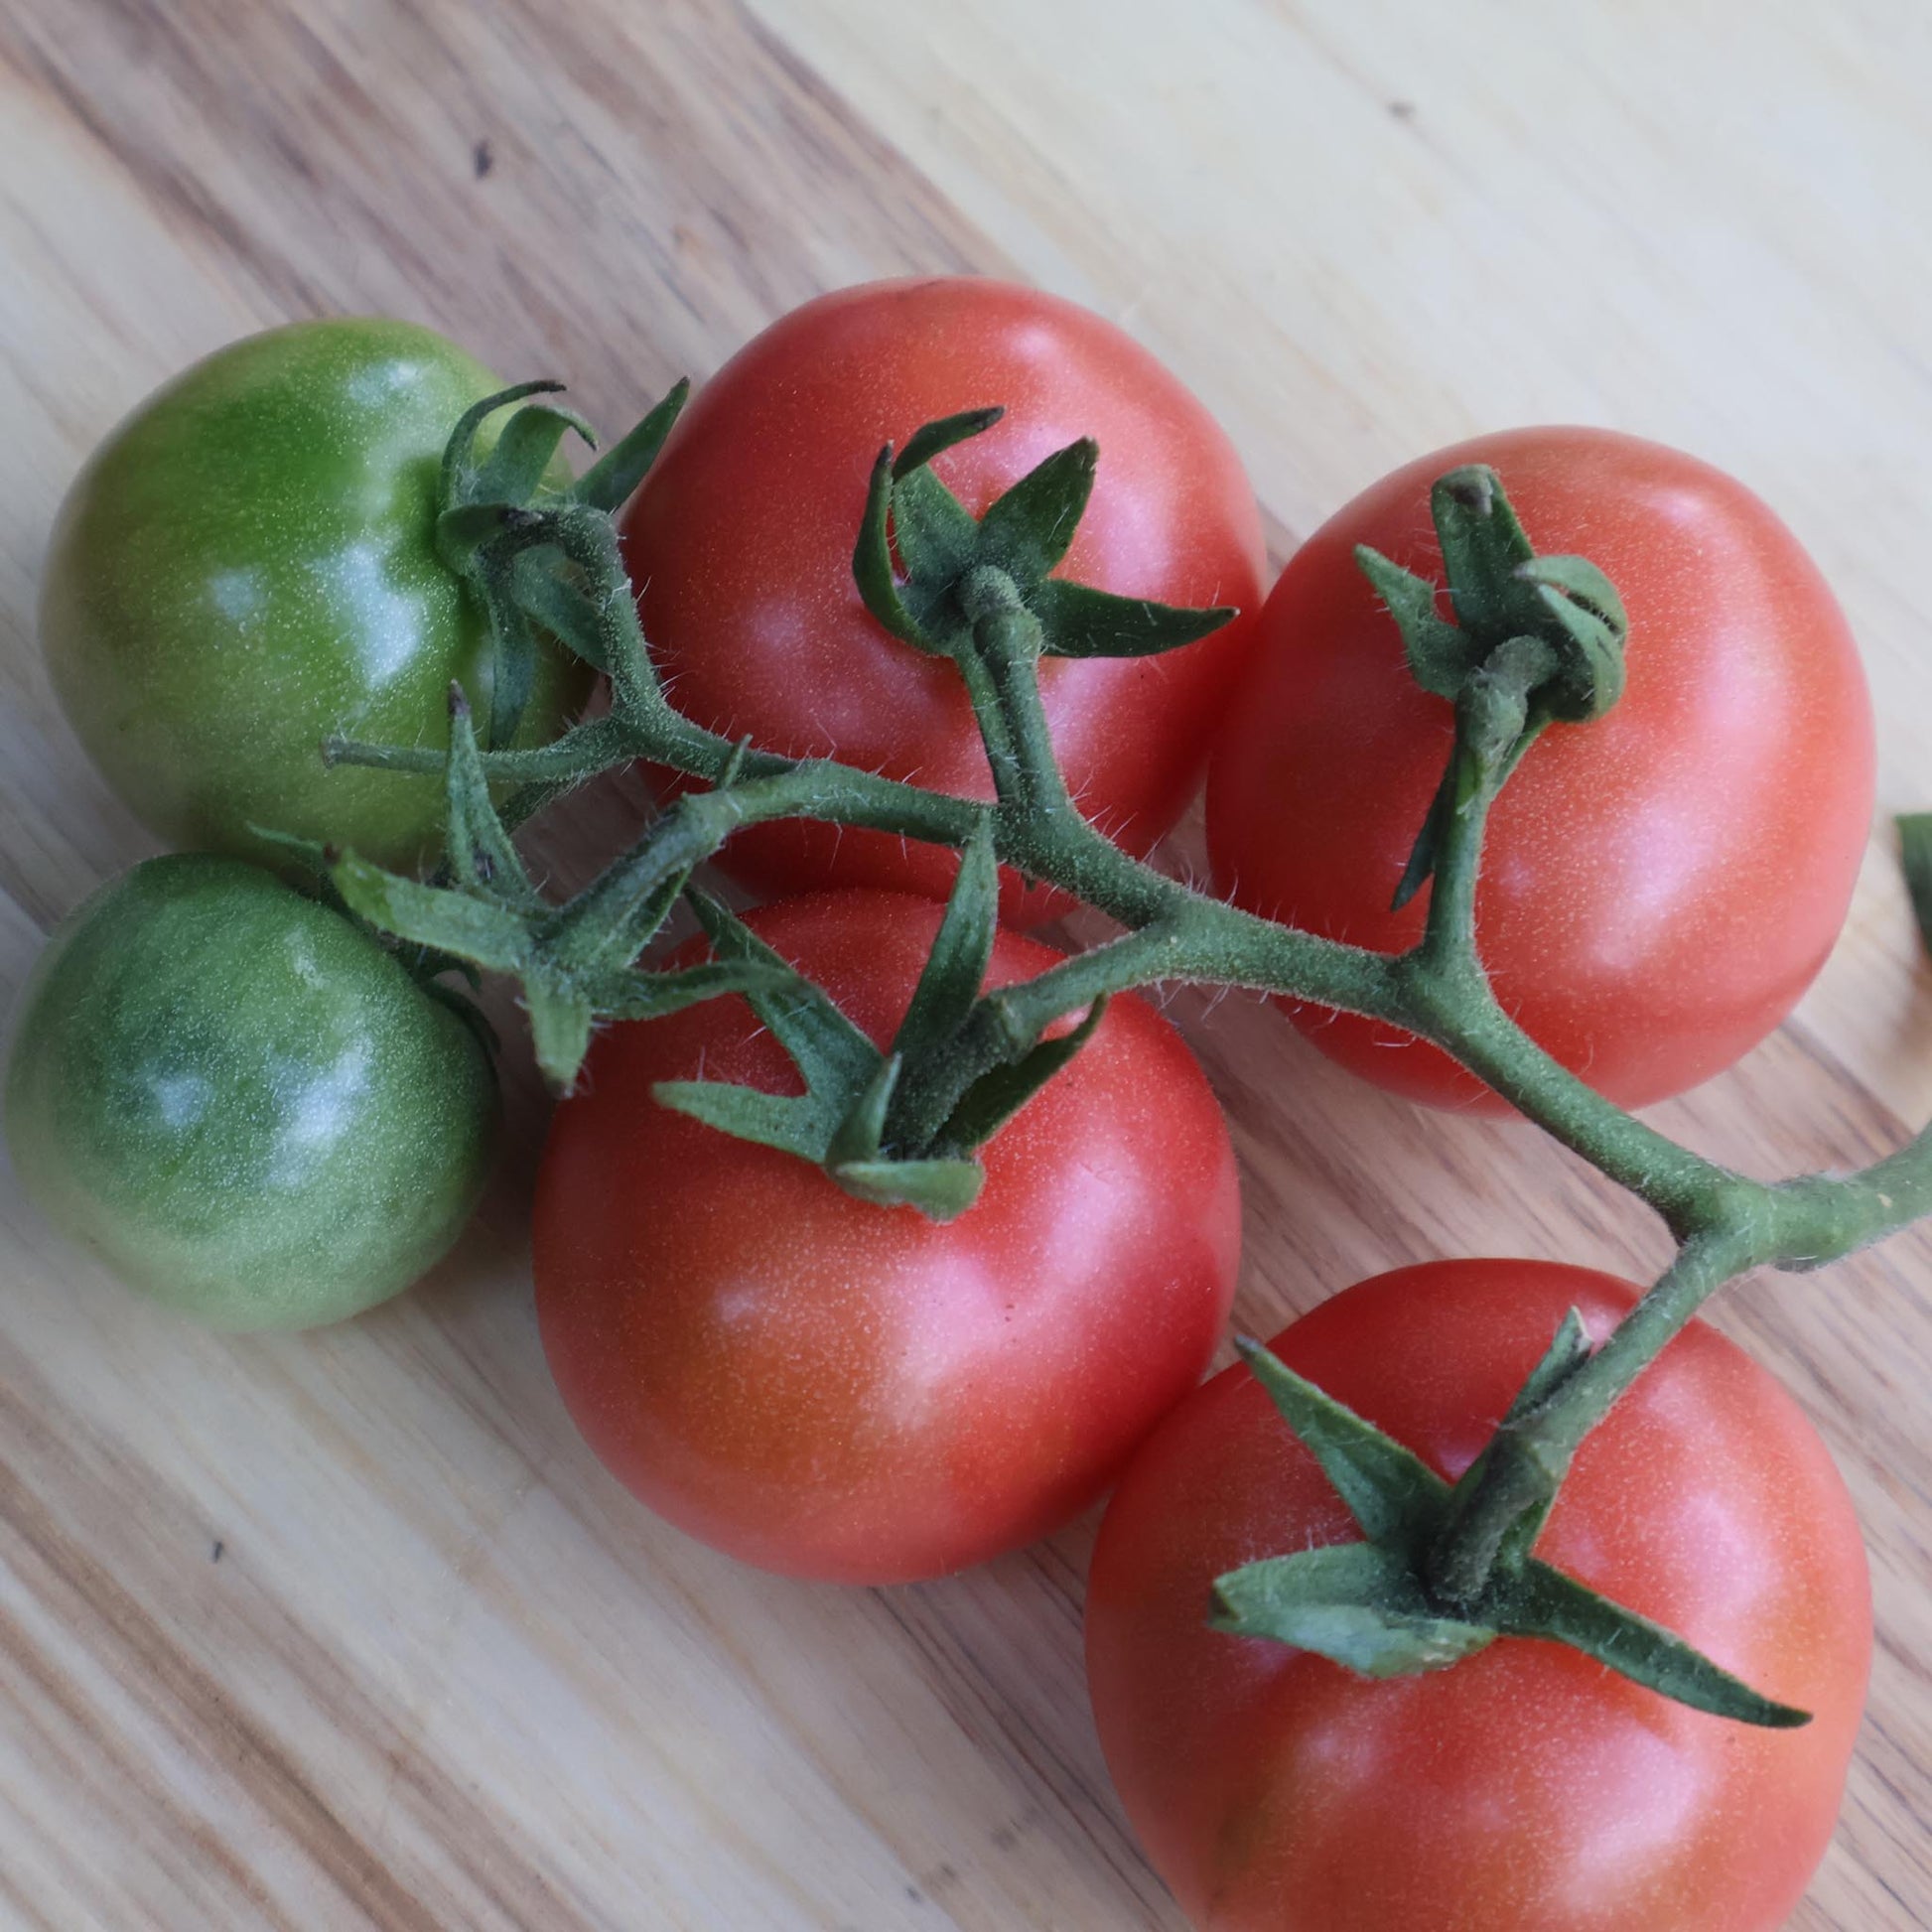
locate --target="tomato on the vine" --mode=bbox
[532,890,1241,1584]
[621,277,1268,919]
[5,856,498,1330]
[1206,428,1874,1110]
[41,318,590,869]
[1085,1260,1871,1932]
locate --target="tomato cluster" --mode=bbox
[8,281,1885,1931]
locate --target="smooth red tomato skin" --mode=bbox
[1085,1261,1871,1932]
[621,278,1268,920]
[1206,429,1874,1110]
[533,891,1241,1584]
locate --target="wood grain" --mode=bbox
[1,3,1928,1926]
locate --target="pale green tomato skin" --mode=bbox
[40,317,588,869]
[4,856,499,1330]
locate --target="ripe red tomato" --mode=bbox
[1085,1260,1871,1932]
[1206,429,1874,1111]
[532,891,1241,1584]
[621,278,1267,920]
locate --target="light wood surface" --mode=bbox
[2,4,1929,1927]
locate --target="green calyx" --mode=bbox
[1211,1330,1810,1728]
[853,408,1237,665]
[328,690,782,1089]
[1357,464,1629,909]
[654,821,1107,1218]
[433,375,690,749]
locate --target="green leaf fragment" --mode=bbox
[1519,561,1626,722]
[1504,1308,1592,1424]
[1460,1309,1596,1576]
[1517,552,1627,635]
[827,1053,901,1167]
[1210,1543,1496,1677]
[819,1050,989,1220]
[438,501,523,557]
[1390,750,1460,913]
[1899,814,1932,958]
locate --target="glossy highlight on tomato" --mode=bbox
[621,277,1268,919]
[5,856,498,1329]
[1207,428,1874,1111]
[41,318,589,869]
[1085,1260,1871,1932]
[532,890,1242,1583]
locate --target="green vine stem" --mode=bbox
[325,387,1932,1723]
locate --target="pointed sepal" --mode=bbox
[853,445,938,650]
[573,377,690,513]
[1457,1309,1594,1576]
[1210,1543,1496,1678]
[1498,1561,1812,1728]
[442,684,541,908]
[330,853,532,975]
[1233,1337,1448,1555]
[472,400,596,508]
[932,997,1108,1156]
[685,892,883,1103]
[830,1155,986,1220]
[526,983,595,1091]
[1027,578,1236,658]
[1355,544,1479,700]
[897,407,1005,478]
[440,380,566,506]
[890,822,999,1070]
[976,439,1098,585]
[1431,465,1545,640]
[1900,813,1932,956]
[650,1081,831,1162]
[511,554,612,673]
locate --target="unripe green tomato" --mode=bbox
[40,317,589,869]
[5,856,498,1330]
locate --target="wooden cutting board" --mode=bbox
[1,4,1927,1926]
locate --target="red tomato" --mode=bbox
[1085,1260,1871,1932]
[1206,429,1874,1111]
[621,278,1267,920]
[532,891,1241,1584]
